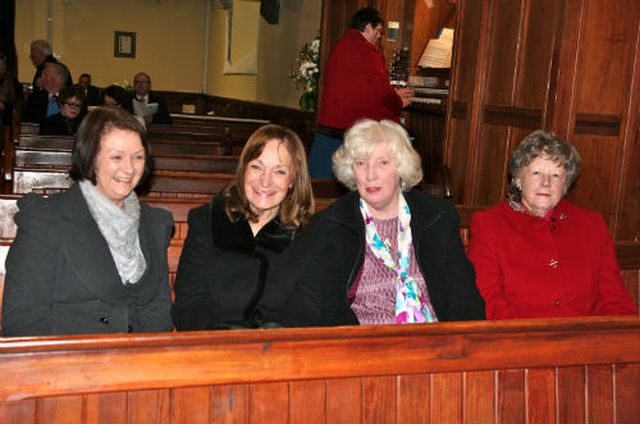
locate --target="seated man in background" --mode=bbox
[132,72,172,125]
[78,73,101,106]
[23,62,69,125]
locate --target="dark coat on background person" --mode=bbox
[40,109,87,135]
[83,85,101,106]
[171,196,295,331]
[2,183,175,336]
[258,190,485,327]
[21,89,49,124]
[134,92,173,125]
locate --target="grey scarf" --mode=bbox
[79,180,147,285]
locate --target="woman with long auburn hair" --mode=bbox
[172,124,314,330]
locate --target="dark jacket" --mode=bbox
[22,89,49,124]
[40,109,87,135]
[171,196,295,331]
[259,190,485,327]
[2,183,174,336]
[83,85,101,106]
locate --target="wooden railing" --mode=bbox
[0,316,638,423]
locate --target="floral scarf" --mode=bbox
[359,193,436,324]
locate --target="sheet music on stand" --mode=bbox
[418,28,454,69]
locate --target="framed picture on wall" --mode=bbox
[114,31,136,58]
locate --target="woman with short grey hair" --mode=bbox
[468,129,636,319]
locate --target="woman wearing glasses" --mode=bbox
[40,86,87,136]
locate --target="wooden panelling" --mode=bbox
[36,395,83,424]
[482,105,542,128]
[557,366,585,424]
[615,363,640,424]
[397,374,430,424]
[446,0,640,240]
[516,0,562,110]
[574,113,621,136]
[483,0,522,106]
[526,368,556,424]
[0,399,35,424]
[362,376,396,424]
[85,392,127,424]
[326,378,362,424]
[567,133,620,218]
[431,373,462,423]
[128,389,171,424]
[573,0,638,116]
[0,318,637,423]
[249,382,288,424]
[210,385,249,423]
[497,369,525,424]
[171,387,210,424]
[587,365,614,423]
[464,371,494,424]
[289,380,326,424]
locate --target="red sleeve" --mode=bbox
[361,47,403,116]
[592,215,638,316]
[467,211,517,319]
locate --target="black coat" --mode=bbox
[171,196,295,331]
[2,183,174,336]
[258,190,485,327]
[22,89,49,124]
[40,109,87,135]
[84,85,101,106]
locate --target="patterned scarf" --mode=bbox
[79,180,147,285]
[359,193,435,324]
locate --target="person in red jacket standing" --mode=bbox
[467,130,637,319]
[309,7,414,179]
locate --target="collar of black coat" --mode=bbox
[209,196,295,255]
[323,189,448,233]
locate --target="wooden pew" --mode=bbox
[150,115,268,155]
[0,316,638,423]
[18,133,229,157]
[14,146,239,174]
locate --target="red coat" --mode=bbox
[317,29,403,130]
[467,199,637,319]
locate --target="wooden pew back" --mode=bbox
[0,317,638,423]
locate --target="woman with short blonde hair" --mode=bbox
[260,119,485,327]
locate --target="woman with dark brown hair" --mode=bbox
[2,108,174,336]
[171,124,314,330]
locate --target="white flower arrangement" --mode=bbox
[289,35,320,111]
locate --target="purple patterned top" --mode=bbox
[350,217,438,325]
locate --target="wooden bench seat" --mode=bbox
[0,316,637,423]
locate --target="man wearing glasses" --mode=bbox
[132,72,172,125]
[309,7,414,179]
